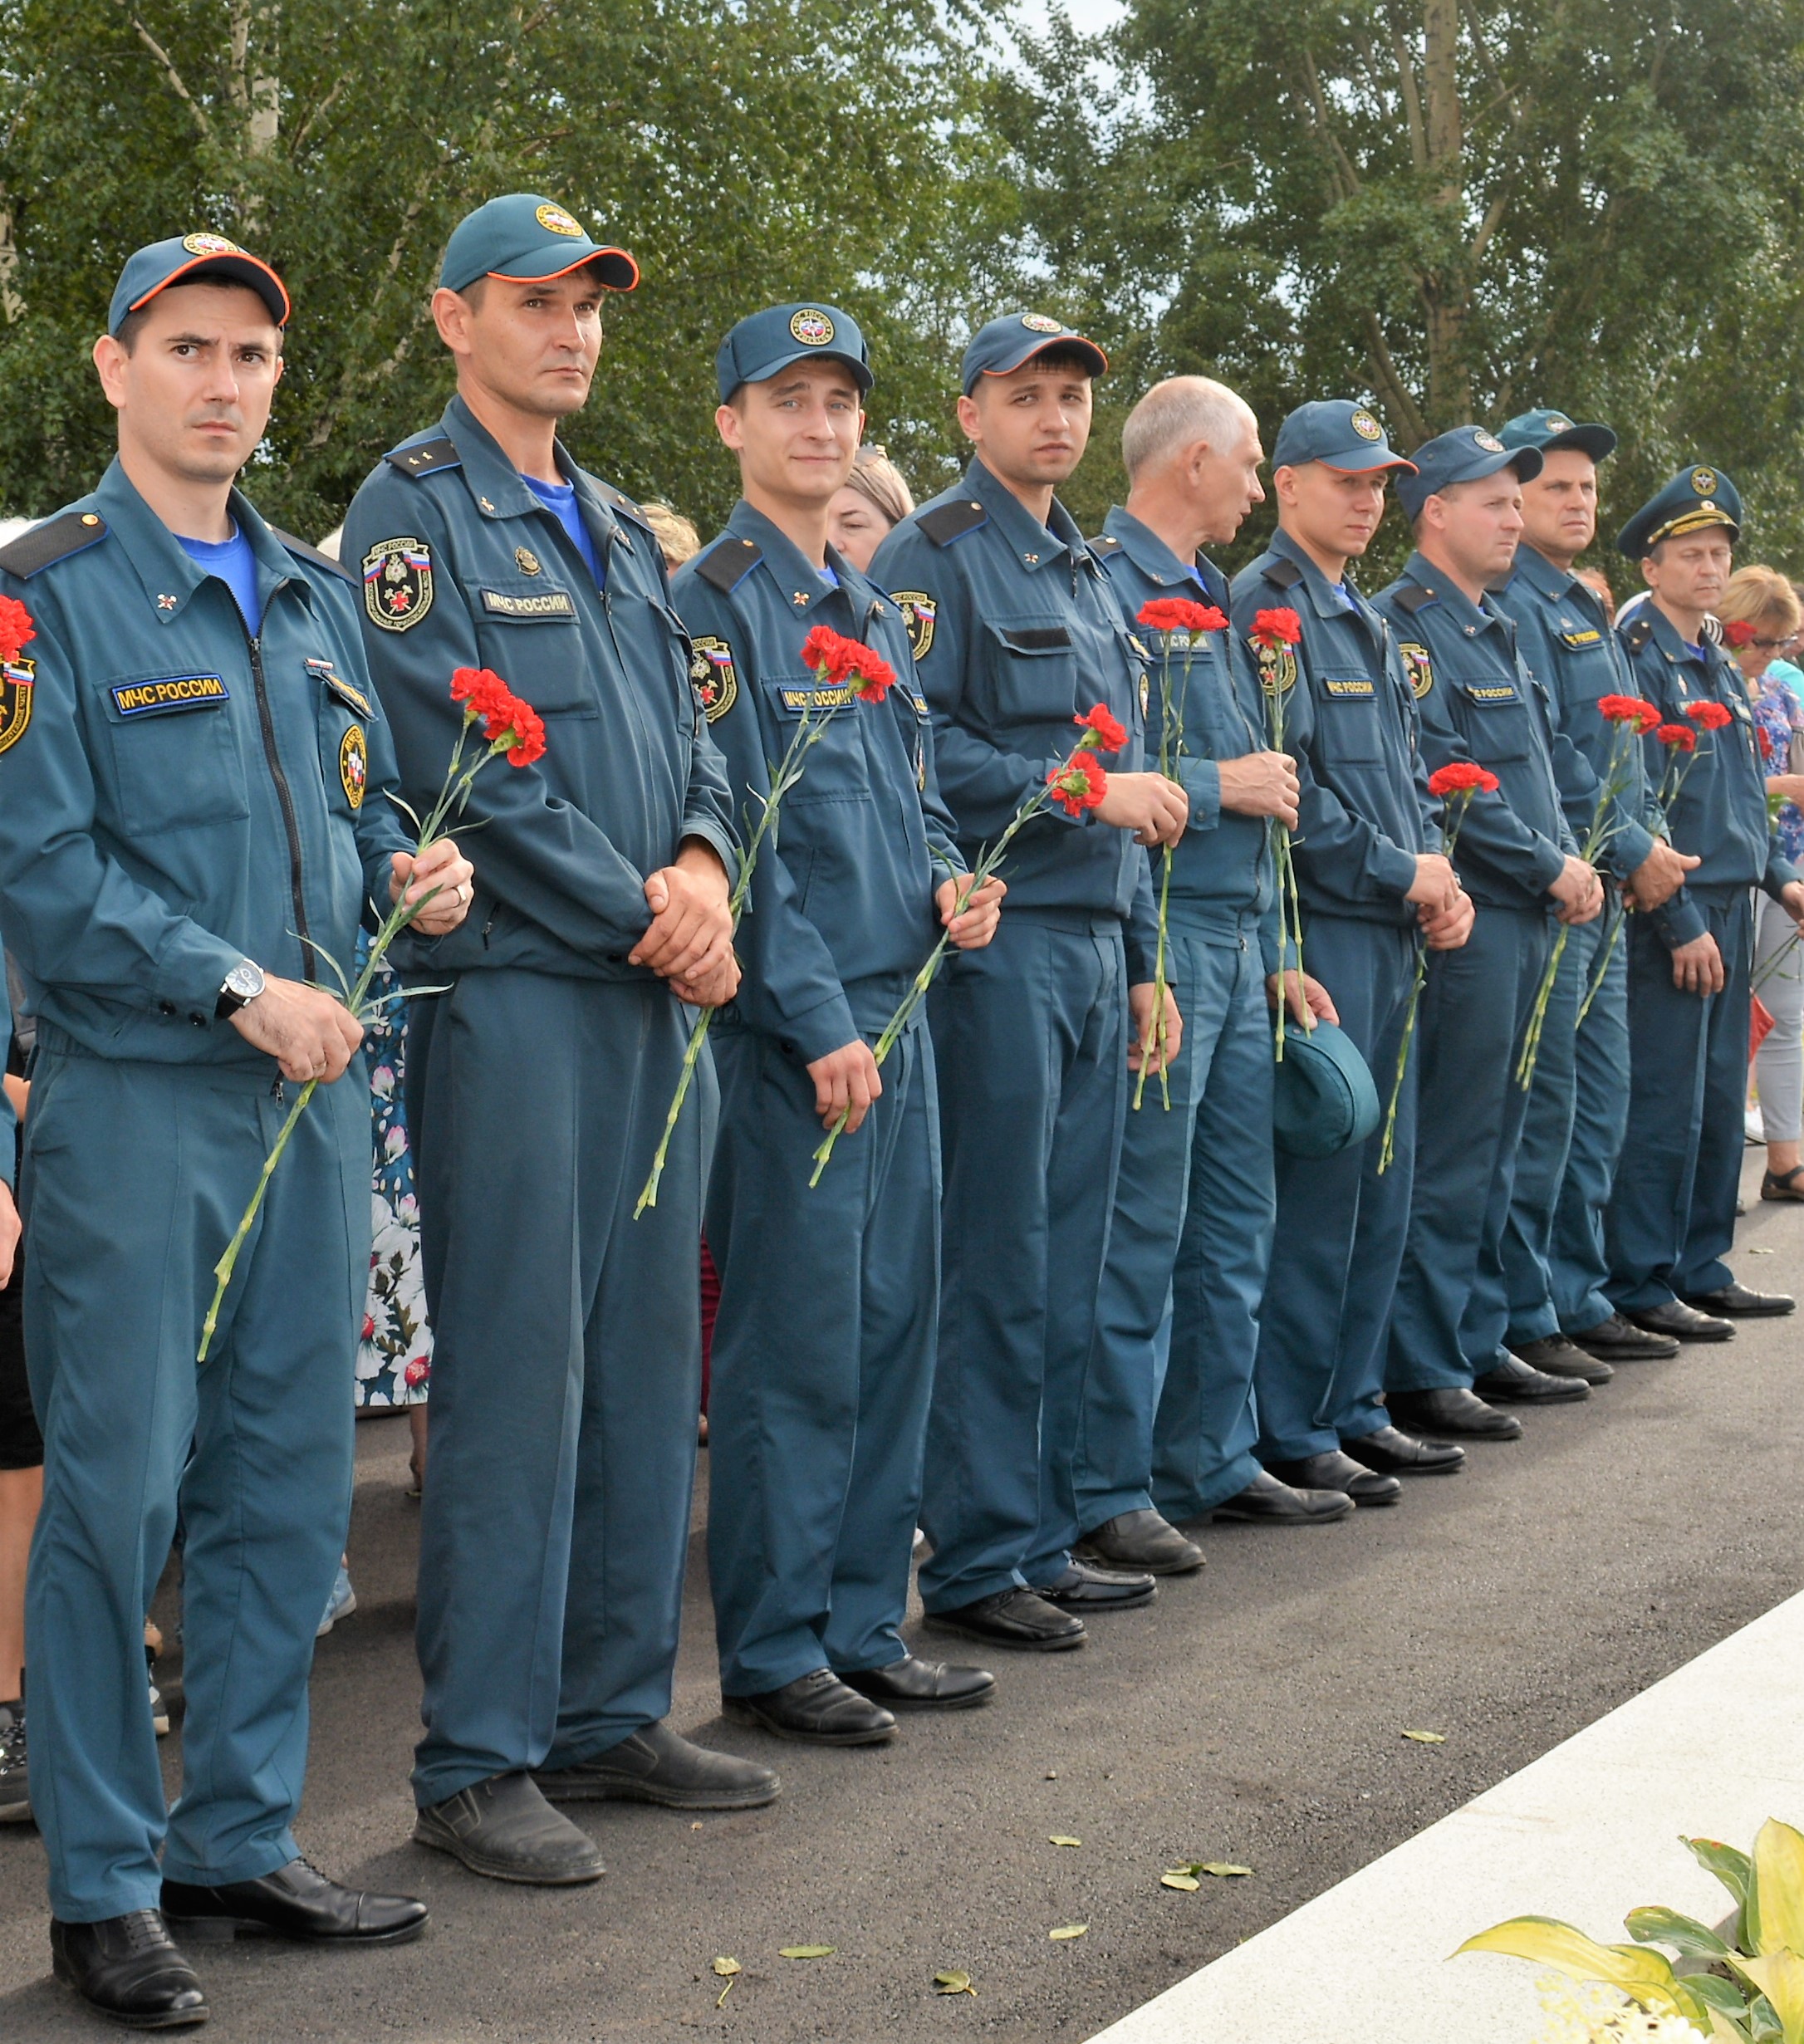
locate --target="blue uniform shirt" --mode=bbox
[341,395,739,983]
[1619,604,1799,947]
[1372,549,1576,910]
[671,502,962,1064]
[870,458,1158,978]
[0,461,409,1069]
[177,527,262,637]
[1232,528,1434,928]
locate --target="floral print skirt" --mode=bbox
[355,951,432,1407]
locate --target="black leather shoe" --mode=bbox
[1567,1312,1679,1360]
[1509,1334,1613,1385]
[414,1771,605,1885]
[51,1912,208,2028]
[722,1669,895,1745]
[924,1587,1086,1652]
[1033,1559,1156,1610]
[1473,1353,1589,1404]
[533,1720,779,1807]
[1266,1450,1401,1506]
[1684,1282,1796,1318]
[1209,1468,1354,1523]
[1074,1509,1204,1575]
[836,1655,995,1711]
[1341,1425,1464,1476]
[1387,1386,1522,1441]
[1624,1299,1734,1342]
[162,1857,426,1945]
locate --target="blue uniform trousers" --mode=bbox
[22,1046,364,1920]
[1388,905,1551,1393]
[407,969,703,1807]
[1255,918,1419,1459]
[1550,928,1630,1331]
[705,1017,939,1694]
[1075,919,1272,1530]
[919,912,1127,1608]
[1605,888,1753,1310]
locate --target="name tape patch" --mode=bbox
[1560,627,1604,649]
[479,588,577,620]
[111,674,229,718]
[1322,676,1375,698]
[777,683,856,713]
[1467,684,1520,704]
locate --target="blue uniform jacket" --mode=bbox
[1373,551,1576,911]
[1619,604,1799,948]
[1493,544,1657,880]
[341,395,739,983]
[1231,529,1434,929]
[670,502,962,1065]
[870,458,1158,979]
[1091,508,1278,971]
[0,461,408,1071]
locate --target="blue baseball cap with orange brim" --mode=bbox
[108,233,290,336]
[439,194,639,297]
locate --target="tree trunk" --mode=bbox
[1420,0,1470,428]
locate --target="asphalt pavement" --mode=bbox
[2,1150,1801,2042]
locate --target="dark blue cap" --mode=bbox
[715,302,872,401]
[1272,1017,1380,1159]
[439,194,638,296]
[1271,399,1414,475]
[1615,464,1743,559]
[960,312,1107,396]
[1395,425,1542,521]
[108,233,290,336]
[1497,407,1618,463]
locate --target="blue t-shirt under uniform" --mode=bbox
[178,526,262,636]
[523,473,605,591]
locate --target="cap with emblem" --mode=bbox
[1495,407,1618,463]
[439,194,639,297]
[959,312,1107,396]
[1271,399,1416,475]
[1395,424,1543,522]
[715,301,872,401]
[108,233,291,336]
[1615,464,1743,559]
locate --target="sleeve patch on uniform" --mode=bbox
[1399,642,1434,698]
[689,636,738,722]
[110,674,228,718]
[362,537,434,631]
[339,724,368,808]
[306,658,373,717]
[892,591,937,663]
[0,656,33,752]
[1254,640,1297,696]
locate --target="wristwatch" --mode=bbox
[215,959,267,1019]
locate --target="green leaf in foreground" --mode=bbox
[1049,1836,1081,1848]
[779,1945,835,1959]
[1161,1871,1202,1892]
[934,1970,977,1996]
[1402,1729,1448,1743]
[1048,1924,1088,1941]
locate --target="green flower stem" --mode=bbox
[1754,926,1802,994]
[1133,635,1194,1112]
[1575,896,1625,1025]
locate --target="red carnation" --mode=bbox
[1249,606,1302,649]
[1597,694,1661,733]
[450,667,547,766]
[1427,761,1501,797]
[1721,620,1760,649]
[1047,749,1109,817]
[0,594,34,664]
[800,625,864,686]
[1137,597,1226,636]
[849,641,895,704]
[1656,723,1697,752]
[1684,699,1732,731]
[1075,703,1128,752]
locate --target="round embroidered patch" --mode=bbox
[1350,408,1383,441]
[1692,467,1719,497]
[339,723,368,810]
[790,308,835,346]
[1473,429,1506,453]
[1021,313,1065,334]
[181,232,242,256]
[536,203,585,238]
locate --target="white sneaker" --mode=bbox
[316,1560,357,1638]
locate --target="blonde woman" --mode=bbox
[826,444,914,573]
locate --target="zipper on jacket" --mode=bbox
[239,616,315,983]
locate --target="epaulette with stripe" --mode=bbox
[0,509,109,578]
[917,498,988,547]
[272,527,355,582]
[695,535,762,595]
[1391,581,1438,615]
[384,435,462,479]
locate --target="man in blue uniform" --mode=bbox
[1075,376,1354,1565]
[674,304,1003,1743]
[343,195,776,1886]
[1231,400,1475,1499]
[0,234,469,2027]
[871,314,1187,1651]
[1491,412,1697,1375]
[1606,468,1804,1338]
[1373,429,1605,1442]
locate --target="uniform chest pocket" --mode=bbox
[1313,670,1383,765]
[1456,680,1533,762]
[762,675,873,806]
[475,583,593,716]
[980,618,1080,731]
[99,672,250,837]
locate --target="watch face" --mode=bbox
[227,962,265,1001]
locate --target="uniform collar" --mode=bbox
[1401,549,1507,640]
[1268,527,1372,621]
[965,457,1086,572]
[1100,506,1218,595]
[723,498,860,620]
[1508,542,1580,604]
[1644,600,1719,670]
[93,459,308,630]
[441,395,625,547]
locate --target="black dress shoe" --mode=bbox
[1208,1468,1354,1523]
[533,1720,780,1807]
[1074,1509,1204,1575]
[1624,1299,1734,1342]
[1341,1425,1464,1476]
[1265,1450,1401,1507]
[51,1912,208,2029]
[1509,1333,1612,1384]
[1387,1386,1522,1441]
[414,1771,605,1885]
[1033,1559,1156,1610]
[924,1587,1086,1652]
[162,1857,426,1945]
[1684,1282,1796,1317]
[722,1669,895,1745]
[1473,1353,1589,1404]
[1567,1312,1679,1360]
[836,1655,995,1711]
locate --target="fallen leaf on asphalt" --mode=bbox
[1749,1245,1775,1254]
[1160,1871,1201,1892]
[934,1969,977,1997]
[1048,1836,1081,1848]
[712,1958,741,1977]
[1199,1863,1253,1878]
[1401,1728,1447,1743]
[1049,1924,1088,1941]
[779,1945,835,1959]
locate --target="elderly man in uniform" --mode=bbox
[344,194,775,1887]
[871,314,1186,1653]
[1606,468,1804,1338]
[1373,429,1604,1442]
[0,233,472,2027]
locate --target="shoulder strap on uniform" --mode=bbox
[1391,581,1437,615]
[1089,533,1123,557]
[0,509,109,578]
[918,497,988,547]
[271,527,355,583]
[1261,555,1304,589]
[384,434,462,479]
[695,535,762,595]
[590,478,645,522]
[1623,614,1654,654]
